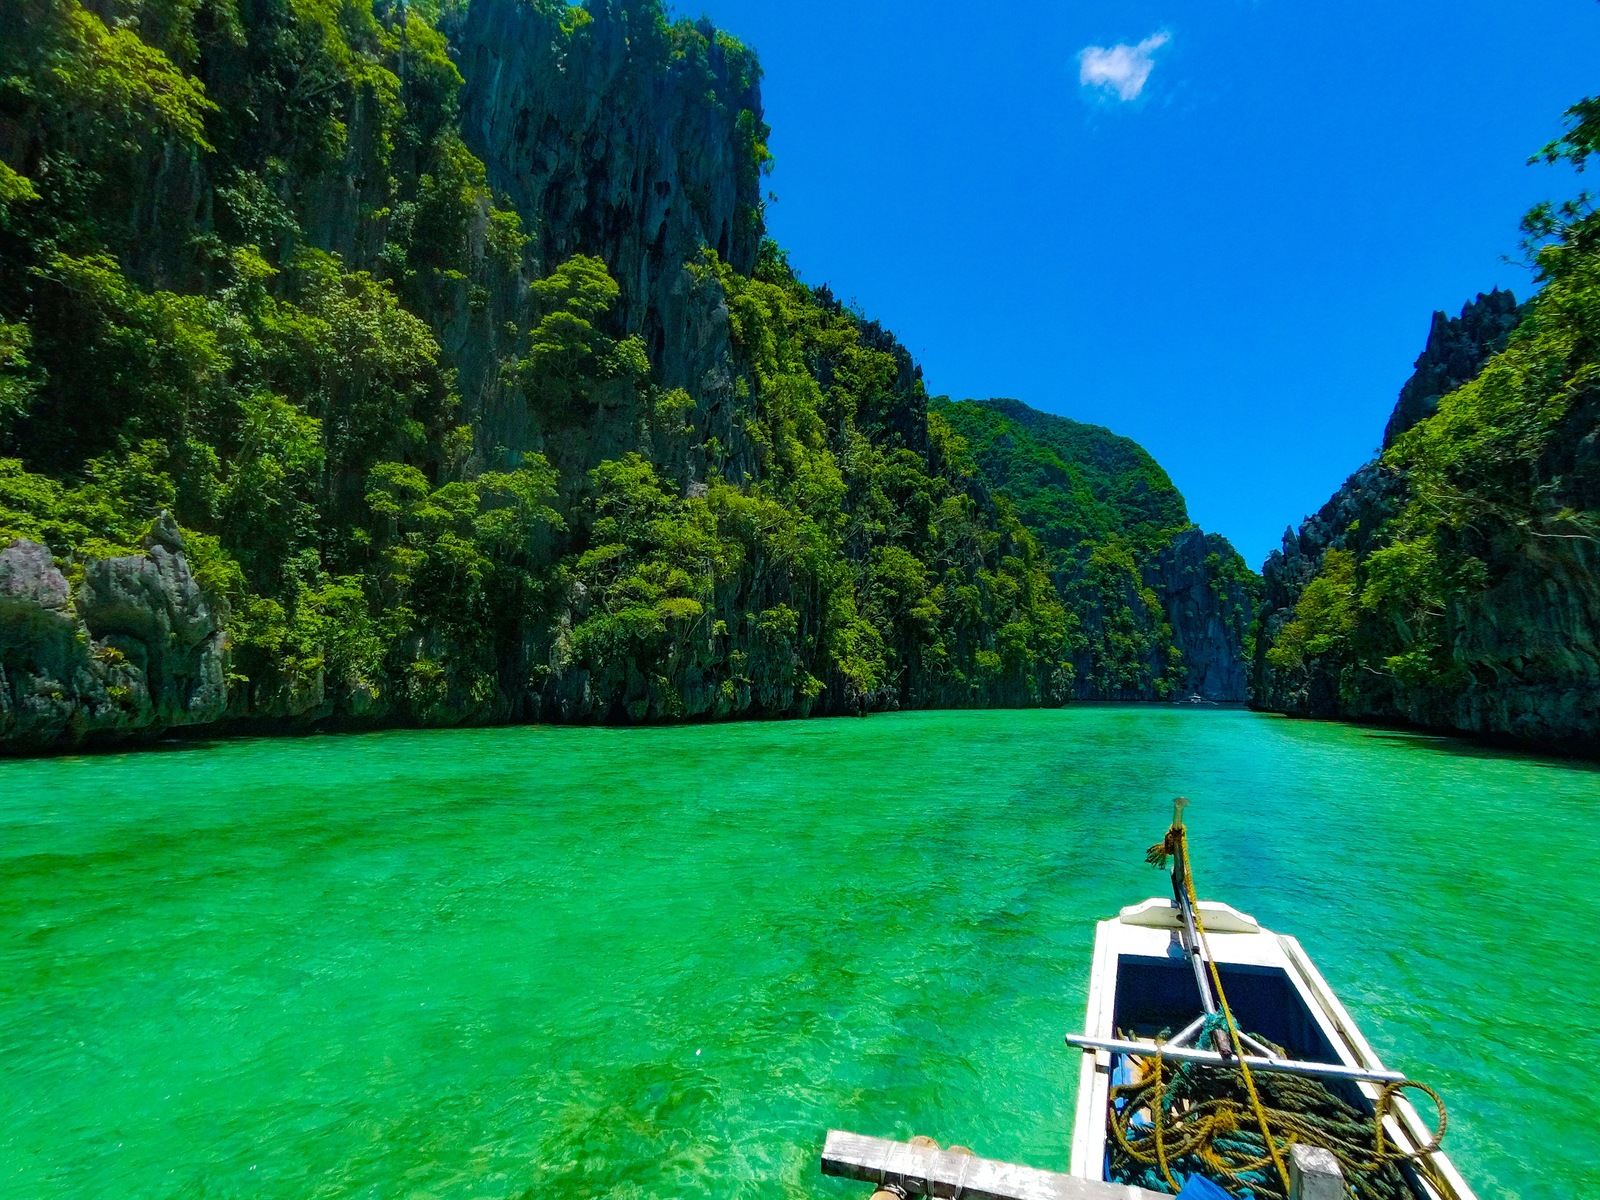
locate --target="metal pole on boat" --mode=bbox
[1063,1034,1408,1085]
[1168,798,1234,1057]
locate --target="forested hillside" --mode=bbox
[1252,101,1600,750]
[0,0,1245,750]
[937,398,1257,700]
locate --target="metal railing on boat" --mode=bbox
[1063,1033,1408,1085]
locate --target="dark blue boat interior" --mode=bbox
[1111,952,1341,1065]
[1102,949,1434,1198]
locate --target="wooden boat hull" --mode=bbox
[1068,898,1477,1200]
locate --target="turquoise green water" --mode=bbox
[1,709,1595,1199]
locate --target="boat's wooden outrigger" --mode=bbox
[819,1129,1172,1200]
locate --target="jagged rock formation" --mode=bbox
[1251,462,1406,714]
[1382,289,1522,448]
[1254,293,1521,717]
[1259,291,1523,708]
[0,518,226,749]
[447,0,769,488]
[1253,278,1600,752]
[0,0,1094,751]
[453,0,763,332]
[1151,527,1255,702]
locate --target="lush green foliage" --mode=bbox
[936,397,1253,699]
[1255,92,1600,737]
[1360,228,1599,698]
[0,0,539,717]
[1264,549,1359,674]
[0,0,1084,726]
[522,255,650,423]
[935,397,1188,552]
[537,249,1078,717]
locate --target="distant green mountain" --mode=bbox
[934,398,1188,552]
[936,398,1258,701]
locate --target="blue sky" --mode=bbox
[694,0,1600,566]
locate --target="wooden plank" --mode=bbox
[820,1130,1168,1200]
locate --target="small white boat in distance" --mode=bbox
[1068,809,1478,1200]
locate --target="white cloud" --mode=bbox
[1078,31,1171,102]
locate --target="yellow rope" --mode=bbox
[1171,822,1294,1196]
[1110,1061,1450,1199]
[1152,1044,1178,1192]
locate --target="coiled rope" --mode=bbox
[1112,818,1449,1199]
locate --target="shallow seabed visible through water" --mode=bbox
[1,707,1595,1200]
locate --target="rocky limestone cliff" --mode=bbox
[0,0,1251,753]
[1251,462,1407,713]
[1383,289,1522,448]
[0,517,226,750]
[1252,280,1600,752]
[1439,536,1600,743]
[1254,292,1520,718]
[1148,528,1256,702]
[451,0,765,480]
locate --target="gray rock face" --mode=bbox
[454,0,763,319]
[1254,292,1522,719]
[1441,538,1600,744]
[0,541,83,742]
[1253,287,1600,750]
[0,533,227,751]
[451,0,763,476]
[1147,528,1255,702]
[1383,289,1521,448]
[0,538,72,628]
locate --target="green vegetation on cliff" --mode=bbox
[523,243,1077,719]
[0,0,1101,746]
[932,397,1187,546]
[1,0,546,725]
[1252,98,1600,747]
[937,398,1258,701]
